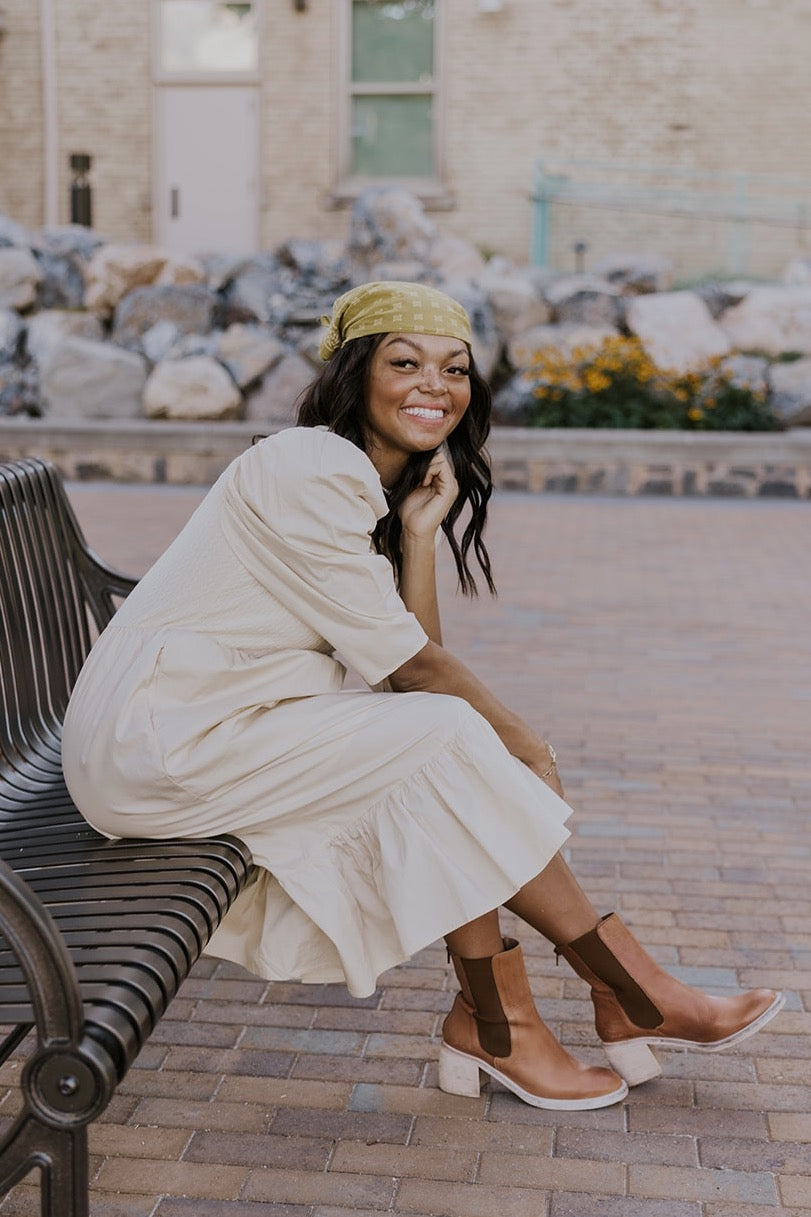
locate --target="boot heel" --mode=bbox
[603,1040,662,1086]
[438,1044,482,1098]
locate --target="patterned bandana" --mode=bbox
[319,280,472,361]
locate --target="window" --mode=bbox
[158,1,258,75]
[345,1,440,185]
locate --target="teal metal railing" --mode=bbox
[531,155,811,274]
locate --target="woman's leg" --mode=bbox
[503,852,600,945]
[444,910,504,958]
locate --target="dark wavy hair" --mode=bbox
[295,333,496,596]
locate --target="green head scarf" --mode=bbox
[319,280,472,362]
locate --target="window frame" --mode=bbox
[332,0,452,207]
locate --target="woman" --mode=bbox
[62,281,783,1112]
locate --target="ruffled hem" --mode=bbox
[207,712,572,997]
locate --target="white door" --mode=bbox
[156,85,258,256]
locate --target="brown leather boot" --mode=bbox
[558,913,785,1085]
[439,937,627,1109]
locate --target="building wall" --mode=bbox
[1,0,809,276]
[0,3,45,229]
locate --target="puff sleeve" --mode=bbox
[219,428,429,686]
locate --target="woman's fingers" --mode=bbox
[399,450,459,537]
[423,450,458,497]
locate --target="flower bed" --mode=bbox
[525,336,778,431]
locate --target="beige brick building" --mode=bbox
[1,1,809,277]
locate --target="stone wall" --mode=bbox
[3,189,811,434]
[1,0,809,274]
[3,417,811,498]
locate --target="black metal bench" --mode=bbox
[0,457,256,1217]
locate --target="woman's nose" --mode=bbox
[420,365,444,392]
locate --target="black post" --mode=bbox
[69,154,93,228]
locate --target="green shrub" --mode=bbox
[527,336,778,431]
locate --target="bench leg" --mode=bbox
[0,1110,89,1217]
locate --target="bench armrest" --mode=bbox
[0,859,115,1126]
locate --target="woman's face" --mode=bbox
[364,332,472,484]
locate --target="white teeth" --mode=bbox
[403,407,444,420]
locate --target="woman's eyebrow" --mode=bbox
[383,336,469,360]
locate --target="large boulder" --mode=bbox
[478,263,551,340]
[216,324,285,389]
[0,248,43,310]
[141,320,184,364]
[199,251,251,294]
[767,358,811,425]
[695,280,757,319]
[244,351,315,428]
[0,363,39,417]
[224,258,290,325]
[40,336,147,419]
[507,323,619,372]
[625,290,731,373]
[543,275,622,327]
[111,284,219,351]
[591,253,674,295]
[718,354,769,396]
[34,225,106,310]
[84,244,171,316]
[144,355,242,420]
[429,236,487,284]
[0,213,33,248]
[0,309,23,361]
[156,255,206,287]
[347,187,437,273]
[275,237,349,291]
[718,286,811,356]
[25,308,105,366]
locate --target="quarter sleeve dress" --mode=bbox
[61,427,573,998]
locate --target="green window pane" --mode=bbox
[351,94,434,177]
[352,1,435,84]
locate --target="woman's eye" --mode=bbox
[392,358,418,369]
[447,365,470,377]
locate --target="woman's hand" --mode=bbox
[398,449,458,542]
[389,641,568,798]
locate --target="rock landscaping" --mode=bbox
[1,189,810,433]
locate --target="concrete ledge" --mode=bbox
[2,417,811,497]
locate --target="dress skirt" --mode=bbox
[65,635,572,999]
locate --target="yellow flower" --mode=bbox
[584,370,611,393]
[687,406,704,421]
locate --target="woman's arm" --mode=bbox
[396,451,458,646]
[388,640,564,796]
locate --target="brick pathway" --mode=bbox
[2,485,809,1215]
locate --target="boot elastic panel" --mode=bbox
[457,954,512,1058]
[566,917,664,1030]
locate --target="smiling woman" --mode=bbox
[61,279,783,1118]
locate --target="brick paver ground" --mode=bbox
[1,484,809,1215]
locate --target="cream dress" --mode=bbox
[62,427,572,997]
